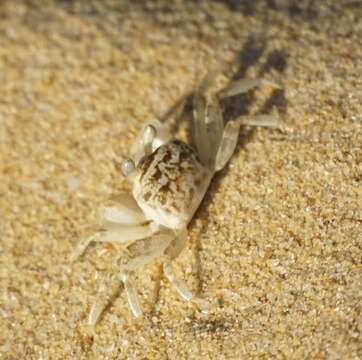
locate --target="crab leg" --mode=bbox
[211,76,282,172]
[69,223,157,263]
[87,271,142,325]
[88,230,174,322]
[193,71,221,168]
[120,232,174,317]
[122,230,174,272]
[214,112,281,172]
[193,91,211,167]
[219,78,279,98]
[101,193,146,226]
[163,260,193,301]
[235,113,282,129]
[120,271,142,318]
[160,228,206,306]
[162,259,208,312]
[206,97,224,166]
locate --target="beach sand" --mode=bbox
[0,1,361,358]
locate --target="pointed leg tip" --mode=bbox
[263,79,282,89]
[69,246,86,263]
[193,297,210,313]
[68,253,78,264]
[88,303,103,327]
[133,309,143,319]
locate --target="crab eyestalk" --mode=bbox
[142,124,157,156]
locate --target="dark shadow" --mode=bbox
[159,92,195,145]
[217,0,321,23]
[287,1,320,21]
[259,49,289,75]
[259,88,287,116]
[52,0,349,40]
[188,316,234,335]
[55,0,74,5]
[216,0,258,16]
[258,49,288,116]
[233,34,267,79]
[222,34,267,123]
[185,301,266,336]
[344,1,362,8]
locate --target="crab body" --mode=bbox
[133,140,212,230]
[70,73,281,324]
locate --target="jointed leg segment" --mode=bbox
[214,112,281,172]
[69,223,157,263]
[121,271,142,318]
[84,228,204,323]
[163,260,193,301]
[69,194,156,263]
[162,229,206,307]
[193,74,281,172]
[219,78,279,98]
[86,230,175,322]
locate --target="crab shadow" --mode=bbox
[161,34,288,297]
[214,0,323,23]
[54,1,347,30]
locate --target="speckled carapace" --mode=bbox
[133,140,211,230]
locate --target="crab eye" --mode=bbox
[121,158,135,177]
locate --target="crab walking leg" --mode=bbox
[163,260,193,301]
[219,78,280,98]
[69,223,157,263]
[161,227,198,302]
[214,119,241,172]
[165,227,188,259]
[235,112,282,129]
[206,97,224,166]
[120,271,142,318]
[101,193,146,225]
[193,70,222,167]
[88,274,121,325]
[118,231,174,317]
[193,91,212,167]
[121,234,173,318]
[198,69,220,94]
[88,231,174,322]
[214,112,281,172]
[162,259,208,310]
[87,270,142,324]
[161,228,210,308]
[123,231,174,272]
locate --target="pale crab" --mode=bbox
[70,73,282,324]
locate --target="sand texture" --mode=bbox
[0,1,361,359]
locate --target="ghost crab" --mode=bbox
[71,73,282,324]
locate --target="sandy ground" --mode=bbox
[0,1,361,359]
